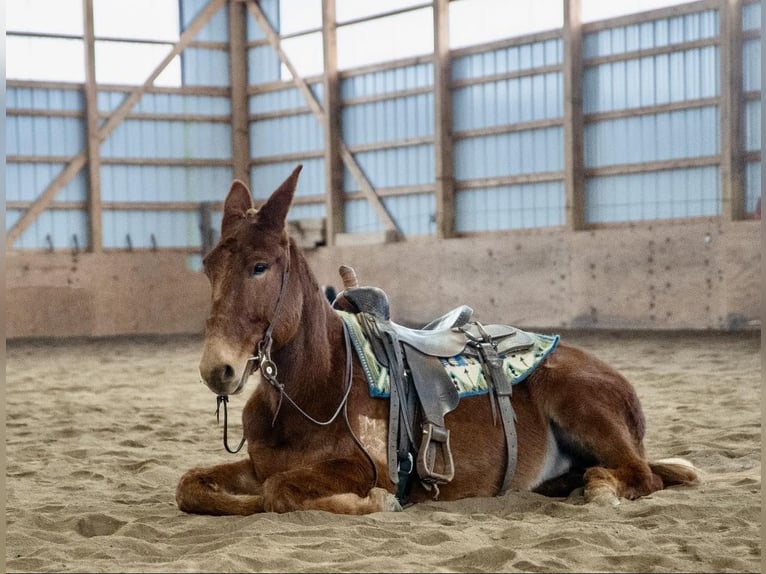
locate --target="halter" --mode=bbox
[214,241,292,454]
[213,241,378,490]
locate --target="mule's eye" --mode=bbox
[250,263,268,277]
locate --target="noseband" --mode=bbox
[212,245,378,490]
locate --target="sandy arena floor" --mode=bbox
[6,330,761,572]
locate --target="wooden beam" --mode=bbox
[451,64,563,88]
[584,155,721,177]
[583,38,719,67]
[347,136,434,154]
[250,150,325,166]
[342,86,432,106]
[6,0,226,249]
[7,155,234,167]
[7,155,84,164]
[322,0,344,245]
[433,0,455,238]
[245,0,403,239]
[82,0,102,252]
[229,0,251,185]
[455,172,564,190]
[103,157,234,167]
[6,108,84,118]
[563,0,585,230]
[584,97,720,122]
[250,107,313,121]
[454,119,564,140]
[7,80,227,97]
[96,83,230,96]
[99,111,231,122]
[345,184,436,199]
[720,0,744,221]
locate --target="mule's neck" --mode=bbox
[269,243,347,412]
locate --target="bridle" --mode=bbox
[212,240,378,487]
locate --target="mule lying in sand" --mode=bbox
[176,166,698,515]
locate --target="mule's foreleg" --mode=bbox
[261,458,401,515]
[176,458,264,515]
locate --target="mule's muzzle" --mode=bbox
[201,363,238,395]
[200,359,251,396]
[199,338,253,396]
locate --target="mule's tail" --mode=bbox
[650,458,700,487]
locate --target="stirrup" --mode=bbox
[416,422,455,485]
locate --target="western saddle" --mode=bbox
[332,266,534,502]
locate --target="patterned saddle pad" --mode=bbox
[337,310,559,399]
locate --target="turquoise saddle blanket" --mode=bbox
[337,310,559,399]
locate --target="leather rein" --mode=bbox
[213,243,378,488]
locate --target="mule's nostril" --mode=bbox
[223,364,235,381]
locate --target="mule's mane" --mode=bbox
[270,235,341,385]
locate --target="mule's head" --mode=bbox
[198,165,303,396]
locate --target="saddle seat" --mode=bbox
[391,305,472,357]
[336,286,533,357]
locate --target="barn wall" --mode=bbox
[6,251,209,338]
[7,218,758,339]
[306,219,761,331]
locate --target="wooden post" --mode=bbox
[322,0,344,245]
[433,0,455,238]
[720,0,744,221]
[563,0,585,230]
[83,0,103,252]
[229,0,251,186]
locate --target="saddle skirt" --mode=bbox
[337,310,559,399]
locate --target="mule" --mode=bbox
[176,165,699,515]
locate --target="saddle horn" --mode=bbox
[339,265,359,289]
[332,265,390,320]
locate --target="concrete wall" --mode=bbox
[6,251,210,339]
[6,219,760,339]
[308,219,761,331]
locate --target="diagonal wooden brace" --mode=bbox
[244,0,403,239]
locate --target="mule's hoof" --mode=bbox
[370,487,402,512]
[585,487,620,507]
[384,495,403,512]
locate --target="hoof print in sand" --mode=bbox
[75,514,126,538]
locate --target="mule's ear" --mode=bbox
[221,180,253,232]
[258,165,302,231]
